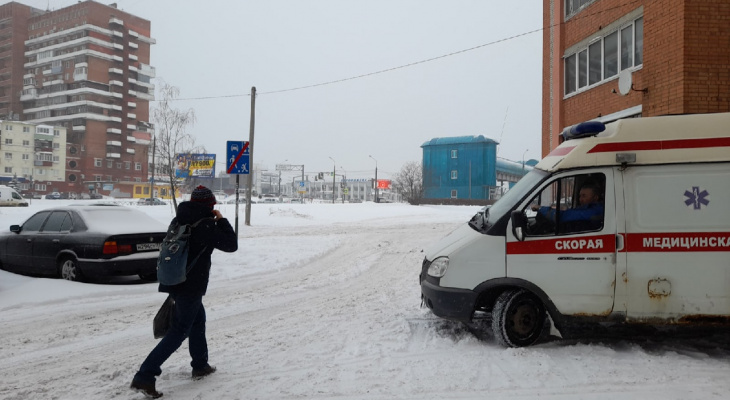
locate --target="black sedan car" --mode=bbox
[0,205,167,282]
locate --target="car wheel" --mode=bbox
[59,257,83,282]
[491,289,546,347]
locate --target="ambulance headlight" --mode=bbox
[427,257,449,278]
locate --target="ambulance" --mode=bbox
[420,112,730,347]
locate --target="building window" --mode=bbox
[68,174,76,182]
[135,162,142,171]
[4,138,11,145]
[23,127,30,133]
[450,170,458,180]
[5,125,12,130]
[124,161,131,169]
[94,175,102,182]
[53,156,59,162]
[94,158,102,167]
[4,167,11,173]
[23,140,30,146]
[4,152,11,160]
[22,154,30,160]
[564,16,643,96]
[451,190,457,199]
[451,150,458,159]
[565,0,597,18]
[107,160,113,168]
[35,183,47,191]
[54,129,60,136]
[53,143,60,149]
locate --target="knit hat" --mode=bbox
[190,185,216,208]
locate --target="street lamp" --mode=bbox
[329,156,336,204]
[369,155,378,203]
[522,149,529,173]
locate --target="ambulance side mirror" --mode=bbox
[510,210,527,242]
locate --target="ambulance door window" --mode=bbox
[524,173,605,236]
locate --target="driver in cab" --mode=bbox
[531,184,604,230]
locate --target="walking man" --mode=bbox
[131,186,238,398]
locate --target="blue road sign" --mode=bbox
[227,141,250,174]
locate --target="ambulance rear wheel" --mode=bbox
[491,289,546,347]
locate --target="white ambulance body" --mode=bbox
[420,112,730,347]
[0,185,28,207]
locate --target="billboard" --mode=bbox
[376,179,392,189]
[175,153,216,178]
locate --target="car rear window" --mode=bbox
[79,208,166,234]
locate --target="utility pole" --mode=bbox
[148,134,156,200]
[245,86,256,226]
[329,156,336,204]
[369,155,378,203]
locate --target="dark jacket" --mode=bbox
[159,201,238,296]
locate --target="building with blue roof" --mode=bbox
[421,135,534,200]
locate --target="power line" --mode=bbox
[162,0,641,102]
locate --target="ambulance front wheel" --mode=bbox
[491,289,547,347]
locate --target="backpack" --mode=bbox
[157,218,210,285]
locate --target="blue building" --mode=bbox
[421,135,532,200]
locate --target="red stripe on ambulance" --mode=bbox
[624,232,730,252]
[587,137,730,154]
[507,234,615,255]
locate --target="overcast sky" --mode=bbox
[27,0,543,179]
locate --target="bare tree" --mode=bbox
[153,81,197,211]
[393,161,424,205]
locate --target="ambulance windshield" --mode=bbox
[481,169,549,230]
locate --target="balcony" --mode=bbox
[136,91,154,101]
[72,125,86,131]
[126,148,135,154]
[109,17,124,26]
[112,55,123,62]
[112,43,124,50]
[109,67,123,75]
[111,92,123,99]
[129,54,138,61]
[109,80,123,87]
[127,113,136,119]
[112,31,124,38]
[106,140,122,146]
[127,101,136,108]
[126,136,136,142]
[111,105,122,111]
[106,153,121,159]
[107,128,122,134]
[126,124,136,130]
[128,30,139,38]
[129,42,138,49]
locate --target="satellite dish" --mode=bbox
[618,69,632,96]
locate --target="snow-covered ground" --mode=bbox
[1,200,730,400]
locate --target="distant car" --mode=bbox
[46,192,61,200]
[0,205,167,282]
[90,193,103,199]
[137,197,166,206]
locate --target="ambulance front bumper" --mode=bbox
[420,279,477,322]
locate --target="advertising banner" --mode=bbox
[175,153,216,178]
[376,179,392,189]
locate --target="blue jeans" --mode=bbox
[134,294,209,384]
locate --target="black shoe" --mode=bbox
[192,365,216,379]
[130,379,163,398]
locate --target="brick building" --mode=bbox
[0,0,154,197]
[542,0,730,156]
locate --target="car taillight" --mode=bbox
[103,241,133,255]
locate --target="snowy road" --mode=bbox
[1,202,729,399]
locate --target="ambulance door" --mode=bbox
[506,169,617,316]
[622,163,730,320]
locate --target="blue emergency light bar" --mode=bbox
[560,121,606,141]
